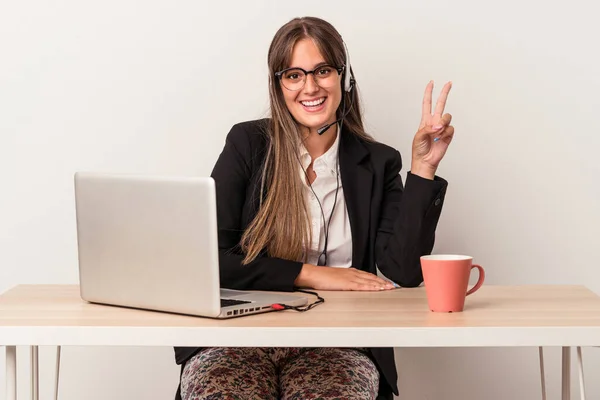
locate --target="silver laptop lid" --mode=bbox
[74,172,221,317]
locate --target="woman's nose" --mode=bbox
[303,73,319,93]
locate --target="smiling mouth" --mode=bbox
[300,97,326,108]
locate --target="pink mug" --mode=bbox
[420,255,485,312]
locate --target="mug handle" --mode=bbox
[466,264,485,296]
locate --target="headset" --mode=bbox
[316,39,355,135]
[279,37,355,312]
[308,37,355,267]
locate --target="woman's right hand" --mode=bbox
[294,264,396,291]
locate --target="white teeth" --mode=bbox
[301,97,325,107]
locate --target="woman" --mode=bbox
[175,16,453,400]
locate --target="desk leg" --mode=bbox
[576,347,586,400]
[6,346,17,400]
[562,347,571,400]
[538,347,547,400]
[31,345,39,400]
[55,346,62,400]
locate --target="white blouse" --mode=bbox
[298,131,353,268]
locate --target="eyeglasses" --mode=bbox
[275,64,344,91]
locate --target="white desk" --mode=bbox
[2,284,600,399]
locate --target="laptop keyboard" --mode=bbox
[221,298,252,308]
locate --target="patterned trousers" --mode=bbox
[180,347,380,400]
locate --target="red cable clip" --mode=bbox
[271,303,285,311]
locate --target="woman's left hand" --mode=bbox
[411,81,454,179]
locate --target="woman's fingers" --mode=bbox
[353,270,395,288]
[440,113,452,127]
[431,114,452,131]
[437,125,455,144]
[351,281,393,291]
[359,284,389,291]
[421,80,434,125]
[421,81,453,130]
[433,82,452,118]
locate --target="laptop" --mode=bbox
[73,172,308,318]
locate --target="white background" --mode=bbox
[1,0,599,399]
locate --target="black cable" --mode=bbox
[270,289,325,312]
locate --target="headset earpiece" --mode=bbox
[342,40,354,92]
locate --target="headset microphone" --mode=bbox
[316,102,353,135]
[317,118,339,136]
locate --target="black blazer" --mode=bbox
[174,119,448,399]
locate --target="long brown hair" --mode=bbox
[240,16,373,265]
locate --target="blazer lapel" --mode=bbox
[339,128,373,269]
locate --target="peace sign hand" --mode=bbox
[411,81,454,179]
